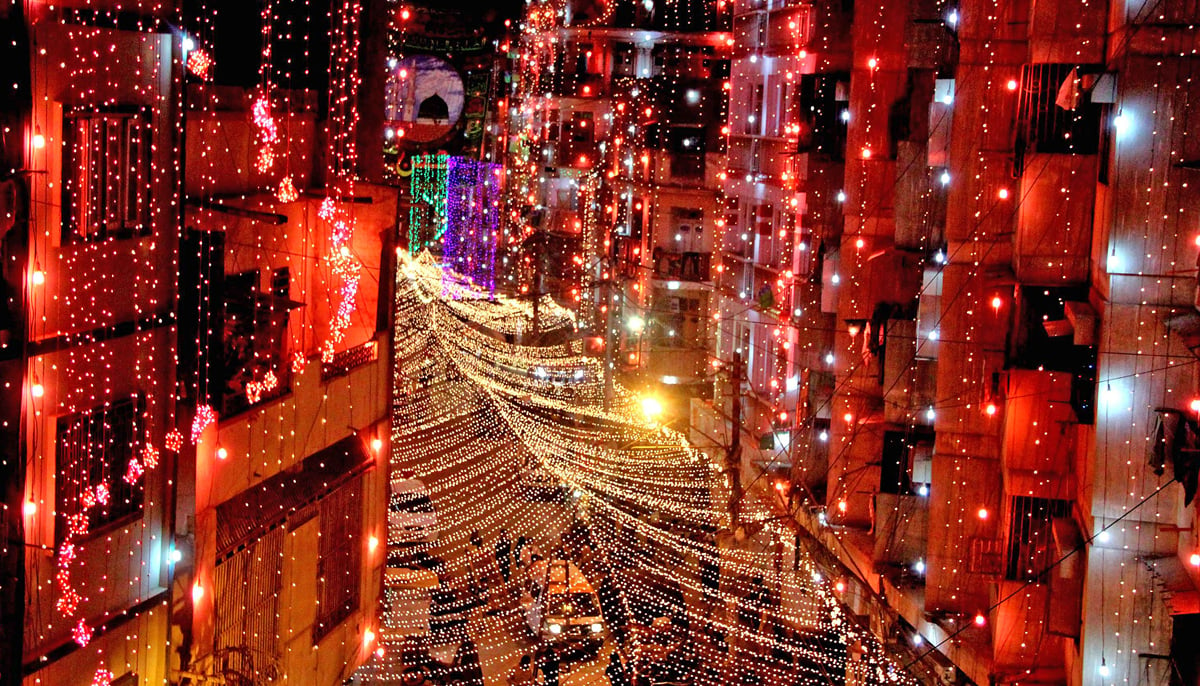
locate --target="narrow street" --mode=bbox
[353,255,902,686]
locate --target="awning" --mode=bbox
[216,435,373,561]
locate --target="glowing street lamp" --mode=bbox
[641,396,663,420]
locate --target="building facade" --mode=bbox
[2,1,395,684]
[705,0,1200,685]
[505,0,730,403]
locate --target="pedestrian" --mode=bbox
[496,528,512,581]
[597,571,628,647]
[578,542,597,579]
[454,636,485,686]
[514,535,527,568]
[507,653,537,686]
[520,540,540,568]
[538,646,560,686]
[467,530,501,612]
[605,651,630,686]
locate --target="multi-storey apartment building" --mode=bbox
[3,4,184,684]
[707,0,1200,685]
[179,82,393,684]
[708,0,852,492]
[506,0,730,401]
[1,2,394,684]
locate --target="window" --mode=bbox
[315,476,363,640]
[614,42,636,77]
[222,270,293,416]
[573,43,593,75]
[61,109,151,242]
[569,111,593,144]
[1005,496,1073,581]
[746,84,765,135]
[214,528,284,680]
[879,431,933,495]
[1006,285,1096,423]
[652,294,703,347]
[796,74,848,160]
[1015,64,1102,159]
[55,396,144,544]
[668,127,705,178]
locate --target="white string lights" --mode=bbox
[375,251,917,685]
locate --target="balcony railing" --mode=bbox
[652,250,711,282]
[322,340,380,381]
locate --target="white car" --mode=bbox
[523,559,605,656]
[389,473,438,551]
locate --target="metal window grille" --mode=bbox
[54,395,144,545]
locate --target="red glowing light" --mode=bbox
[187,49,213,80]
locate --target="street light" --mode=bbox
[641,396,663,420]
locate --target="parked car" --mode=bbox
[389,472,438,551]
[523,559,605,656]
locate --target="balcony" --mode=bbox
[652,250,711,282]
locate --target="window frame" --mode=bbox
[314,476,363,641]
[60,107,153,244]
[54,395,146,546]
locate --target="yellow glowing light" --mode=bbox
[641,396,663,419]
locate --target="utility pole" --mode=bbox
[602,262,614,410]
[727,352,744,532]
[531,236,541,338]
